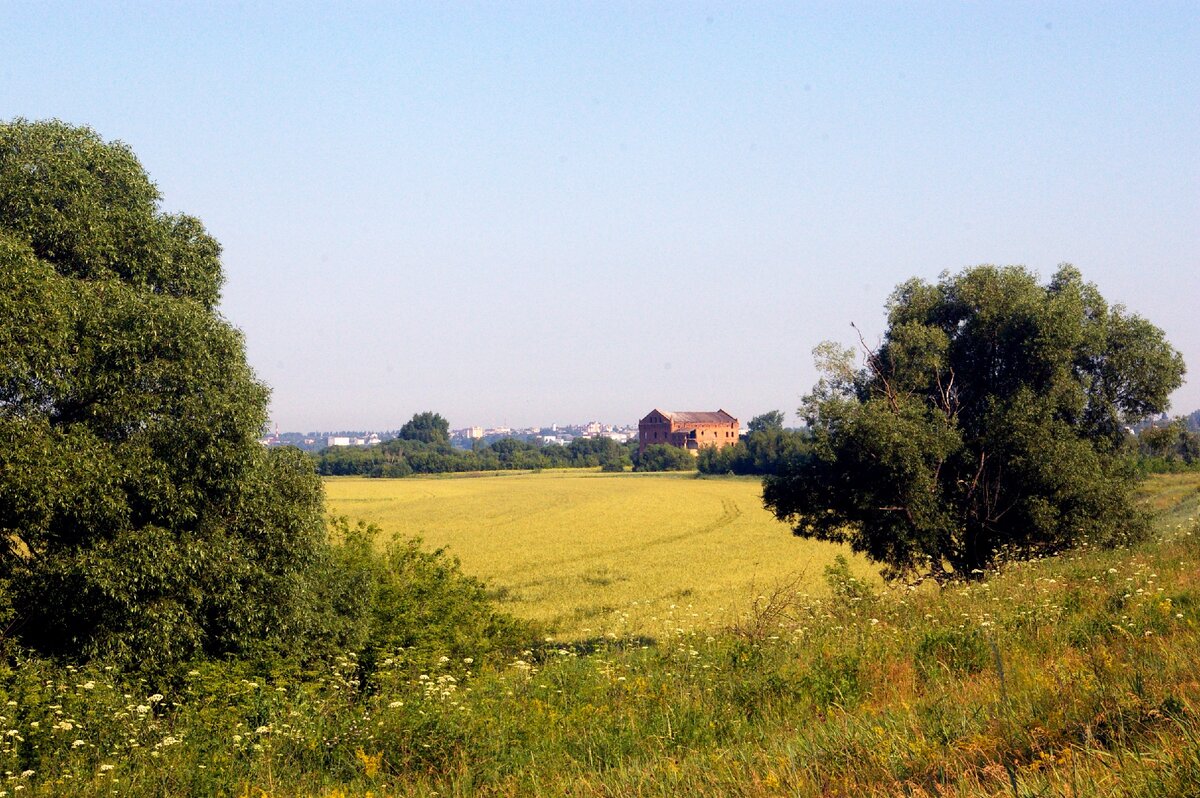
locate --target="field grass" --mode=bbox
[323,470,879,637]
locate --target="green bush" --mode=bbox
[306,518,531,673]
[823,554,876,604]
[633,443,697,472]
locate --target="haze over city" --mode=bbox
[5,2,1197,430]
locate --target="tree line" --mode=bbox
[316,411,819,477]
[1132,416,1200,473]
[315,412,633,476]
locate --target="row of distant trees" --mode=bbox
[1133,415,1200,472]
[315,412,632,476]
[316,410,817,477]
[317,405,1198,481]
[590,408,1199,478]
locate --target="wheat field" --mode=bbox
[323,470,876,638]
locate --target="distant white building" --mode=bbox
[327,436,351,447]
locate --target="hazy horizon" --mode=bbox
[5,3,1197,430]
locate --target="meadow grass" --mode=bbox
[2,473,1198,797]
[324,470,880,638]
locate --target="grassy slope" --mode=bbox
[2,474,1198,797]
[323,471,879,637]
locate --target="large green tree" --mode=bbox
[398,411,451,445]
[0,120,326,668]
[763,265,1185,581]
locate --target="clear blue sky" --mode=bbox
[4,2,1197,431]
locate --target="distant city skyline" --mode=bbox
[5,3,1197,430]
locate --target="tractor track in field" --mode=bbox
[494,498,743,585]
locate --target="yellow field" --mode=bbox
[323,470,877,638]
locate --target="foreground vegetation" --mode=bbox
[324,470,878,637]
[0,475,1196,797]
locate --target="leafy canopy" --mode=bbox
[0,120,327,669]
[764,265,1185,580]
[633,443,697,472]
[698,411,811,476]
[398,411,451,445]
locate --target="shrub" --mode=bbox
[633,444,697,472]
[823,554,876,604]
[306,518,531,673]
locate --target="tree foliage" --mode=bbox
[316,421,632,477]
[398,411,450,445]
[311,518,530,671]
[747,411,785,434]
[1135,418,1200,472]
[698,411,811,476]
[764,265,1185,581]
[0,120,329,669]
[633,443,697,472]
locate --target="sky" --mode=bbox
[3,2,1198,431]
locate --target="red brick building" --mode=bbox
[638,409,740,454]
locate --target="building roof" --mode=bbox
[645,409,737,425]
